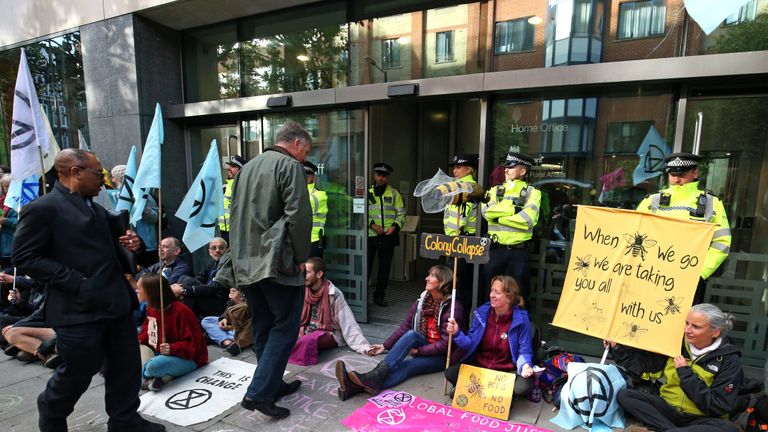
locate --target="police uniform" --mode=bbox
[481,152,541,302]
[444,153,480,314]
[304,161,328,258]
[218,155,246,243]
[636,153,731,302]
[368,162,405,307]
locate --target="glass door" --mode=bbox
[682,96,768,367]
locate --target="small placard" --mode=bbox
[452,364,515,421]
[353,198,365,214]
[419,232,491,264]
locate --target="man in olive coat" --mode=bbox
[218,121,312,419]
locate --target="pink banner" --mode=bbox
[341,391,551,432]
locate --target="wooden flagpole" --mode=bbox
[444,210,461,395]
[157,188,165,343]
[36,146,47,195]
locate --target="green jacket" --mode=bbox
[636,181,731,279]
[216,147,312,288]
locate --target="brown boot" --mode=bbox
[335,360,362,401]
[349,361,389,395]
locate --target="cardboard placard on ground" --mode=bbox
[552,206,714,357]
[451,364,516,421]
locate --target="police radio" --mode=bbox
[659,192,671,207]
[691,193,707,218]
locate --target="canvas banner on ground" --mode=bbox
[138,357,255,426]
[342,391,551,432]
[451,364,516,421]
[552,206,714,357]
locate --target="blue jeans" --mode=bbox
[243,279,304,402]
[142,355,198,379]
[201,316,234,346]
[382,330,445,389]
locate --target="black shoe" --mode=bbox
[225,343,242,356]
[349,361,390,395]
[374,298,388,307]
[4,345,20,357]
[107,416,166,432]
[241,397,290,419]
[16,350,37,363]
[37,338,57,357]
[277,380,301,398]
[43,353,64,369]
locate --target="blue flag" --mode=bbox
[551,363,626,432]
[115,146,138,213]
[4,175,40,209]
[131,103,163,225]
[175,140,224,252]
[632,125,670,186]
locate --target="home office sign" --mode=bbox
[420,233,491,264]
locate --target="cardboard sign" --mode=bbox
[451,364,516,421]
[552,206,714,357]
[420,232,491,264]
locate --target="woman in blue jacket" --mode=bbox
[446,275,534,396]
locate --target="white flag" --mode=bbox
[78,129,91,151]
[39,105,61,173]
[10,48,50,182]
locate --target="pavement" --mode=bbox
[0,321,588,432]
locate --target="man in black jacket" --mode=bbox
[13,149,164,432]
[172,237,229,318]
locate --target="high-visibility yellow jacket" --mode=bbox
[482,179,541,246]
[218,178,233,232]
[443,174,478,236]
[308,182,328,243]
[636,181,730,279]
[368,184,405,237]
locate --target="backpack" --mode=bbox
[746,395,768,432]
[540,351,585,407]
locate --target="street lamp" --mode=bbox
[364,56,387,83]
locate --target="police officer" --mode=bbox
[444,153,479,313]
[368,163,405,307]
[481,152,541,306]
[304,161,328,258]
[218,155,246,243]
[636,153,730,303]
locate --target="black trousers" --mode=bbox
[482,245,530,302]
[310,241,324,259]
[42,312,142,425]
[617,388,739,432]
[368,242,395,302]
[445,361,532,396]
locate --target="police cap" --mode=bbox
[663,152,702,174]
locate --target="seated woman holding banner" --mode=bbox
[445,275,534,397]
[137,274,208,392]
[608,303,742,432]
[335,265,465,400]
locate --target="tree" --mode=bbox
[707,13,768,54]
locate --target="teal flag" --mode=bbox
[175,140,224,252]
[3,175,39,209]
[131,103,164,225]
[115,146,138,213]
[632,125,670,186]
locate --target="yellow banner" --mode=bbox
[552,206,714,357]
[451,364,516,421]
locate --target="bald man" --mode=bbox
[13,149,164,432]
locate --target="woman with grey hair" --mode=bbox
[606,303,742,432]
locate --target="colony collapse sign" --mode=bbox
[420,233,491,264]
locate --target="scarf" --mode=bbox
[299,279,336,335]
[689,337,722,360]
[0,194,9,217]
[418,294,441,337]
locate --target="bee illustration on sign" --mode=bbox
[572,254,592,277]
[623,232,657,260]
[466,373,486,399]
[657,296,683,315]
[576,298,605,331]
[622,322,649,341]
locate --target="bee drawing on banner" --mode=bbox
[576,298,605,331]
[466,373,486,399]
[623,232,657,261]
[622,322,649,341]
[658,296,683,315]
[572,254,592,277]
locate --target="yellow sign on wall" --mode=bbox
[552,206,714,358]
[451,364,516,421]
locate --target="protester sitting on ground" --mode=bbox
[445,275,534,397]
[137,274,208,392]
[201,287,250,356]
[0,268,44,330]
[3,306,62,368]
[173,237,229,319]
[137,237,191,284]
[289,257,374,366]
[335,265,465,400]
[608,303,742,432]
[111,164,160,268]
[0,174,18,269]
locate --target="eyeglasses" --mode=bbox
[75,166,104,178]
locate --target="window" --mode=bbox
[725,0,757,25]
[495,19,535,54]
[435,31,454,63]
[607,121,655,153]
[381,38,401,68]
[618,0,666,39]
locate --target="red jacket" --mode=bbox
[138,300,208,367]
